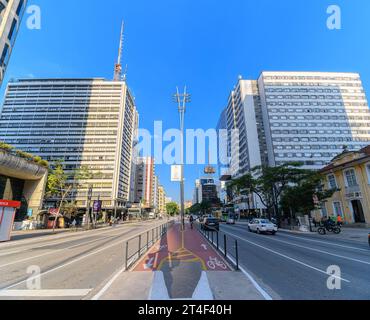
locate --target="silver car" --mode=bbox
[248,219,278,235]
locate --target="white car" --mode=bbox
[248,219,278,235]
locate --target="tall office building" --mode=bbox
[218,71,370,210]
[0,0,27,86]
[258,72,370,169]
[221,72,370,172]
[0,78,139,212]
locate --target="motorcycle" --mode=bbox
[317,222,341,235]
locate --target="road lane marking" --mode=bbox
[254,235,370,266]
[3,232,150,290]
[1,220,166,250]
[0,224,165,256]
[0,221,166,257]
[278,232,370,253]
[223,224,370,253]
[200,232,273,300]
[0,236,111,269]
[0,289,92,297]
[91,266,126,300]
[221,230,350,283]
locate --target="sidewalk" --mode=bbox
[279,226,370,244]
[92,222,266,300]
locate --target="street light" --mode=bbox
[173,87,191,231]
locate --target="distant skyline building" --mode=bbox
[133,157,155,208]
[0,78,139,213]
[0,0,27,86]
[193,178,220,205]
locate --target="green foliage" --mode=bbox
[166,202,179,216]
[0,141,48,168]
[0,141,14,151]
[227,162,309,218]
[280,172,337,216]
[188,203,201,214]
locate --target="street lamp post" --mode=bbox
[173,87,191,231]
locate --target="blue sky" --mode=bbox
[3,0,370,202]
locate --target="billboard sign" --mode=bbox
[171,165,182,182]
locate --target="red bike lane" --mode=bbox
[133,223,231,272]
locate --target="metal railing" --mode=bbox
[124,221,173,270]
[197,223,239,270]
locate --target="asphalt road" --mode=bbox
[0,220,168,300]
[218,223,370,300]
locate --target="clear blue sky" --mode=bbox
[3,0,370,202]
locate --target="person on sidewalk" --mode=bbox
[189,215,194,229]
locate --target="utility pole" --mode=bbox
[173,87,191,231]
[86,185,93,229]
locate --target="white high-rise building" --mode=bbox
[0,78,139,212]
[221,72,370,172]
[219,71,370,210]
[0,0,27,86]
[258,72,370,169]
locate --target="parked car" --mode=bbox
[201,217,220,231]
[248,219,278,235]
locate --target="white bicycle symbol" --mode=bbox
[207,256,227,270]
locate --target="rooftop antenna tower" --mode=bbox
[114,21,125,81]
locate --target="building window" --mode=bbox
[327,174,337,189]
[333,202,343,217]
[366,164,370,184]
[321,203,328,217]
[344,169,358,187]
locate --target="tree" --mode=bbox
[45,162,102,230]
[200,201,212,215]
[166,202,179,216]
[280,172,337,222]
[228,162,310,222]
[188,203,201,215]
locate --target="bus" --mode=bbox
[222,207,237,225]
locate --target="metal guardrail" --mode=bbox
[197,223,239,270]
[124,221,173,270]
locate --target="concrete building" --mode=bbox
[193,178,220,205]
[158,185,166,214]
[221,72,370,172]
[0,0,27,86]
[317,145,370,226]
[0,148,47,221]
[0,78,139,214]
[219,72,370,210]
[258,71,370,169]
[132,157,155,209]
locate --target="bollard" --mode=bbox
[147,231,149,250]
[235,240,239,270]
[224,234,227,258]
[152,229,155,246]
[217,232,219,250]
[125,241,129,270]
[138,235,142,257]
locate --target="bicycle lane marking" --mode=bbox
[134,224,231,272]
[184,226,231,271]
